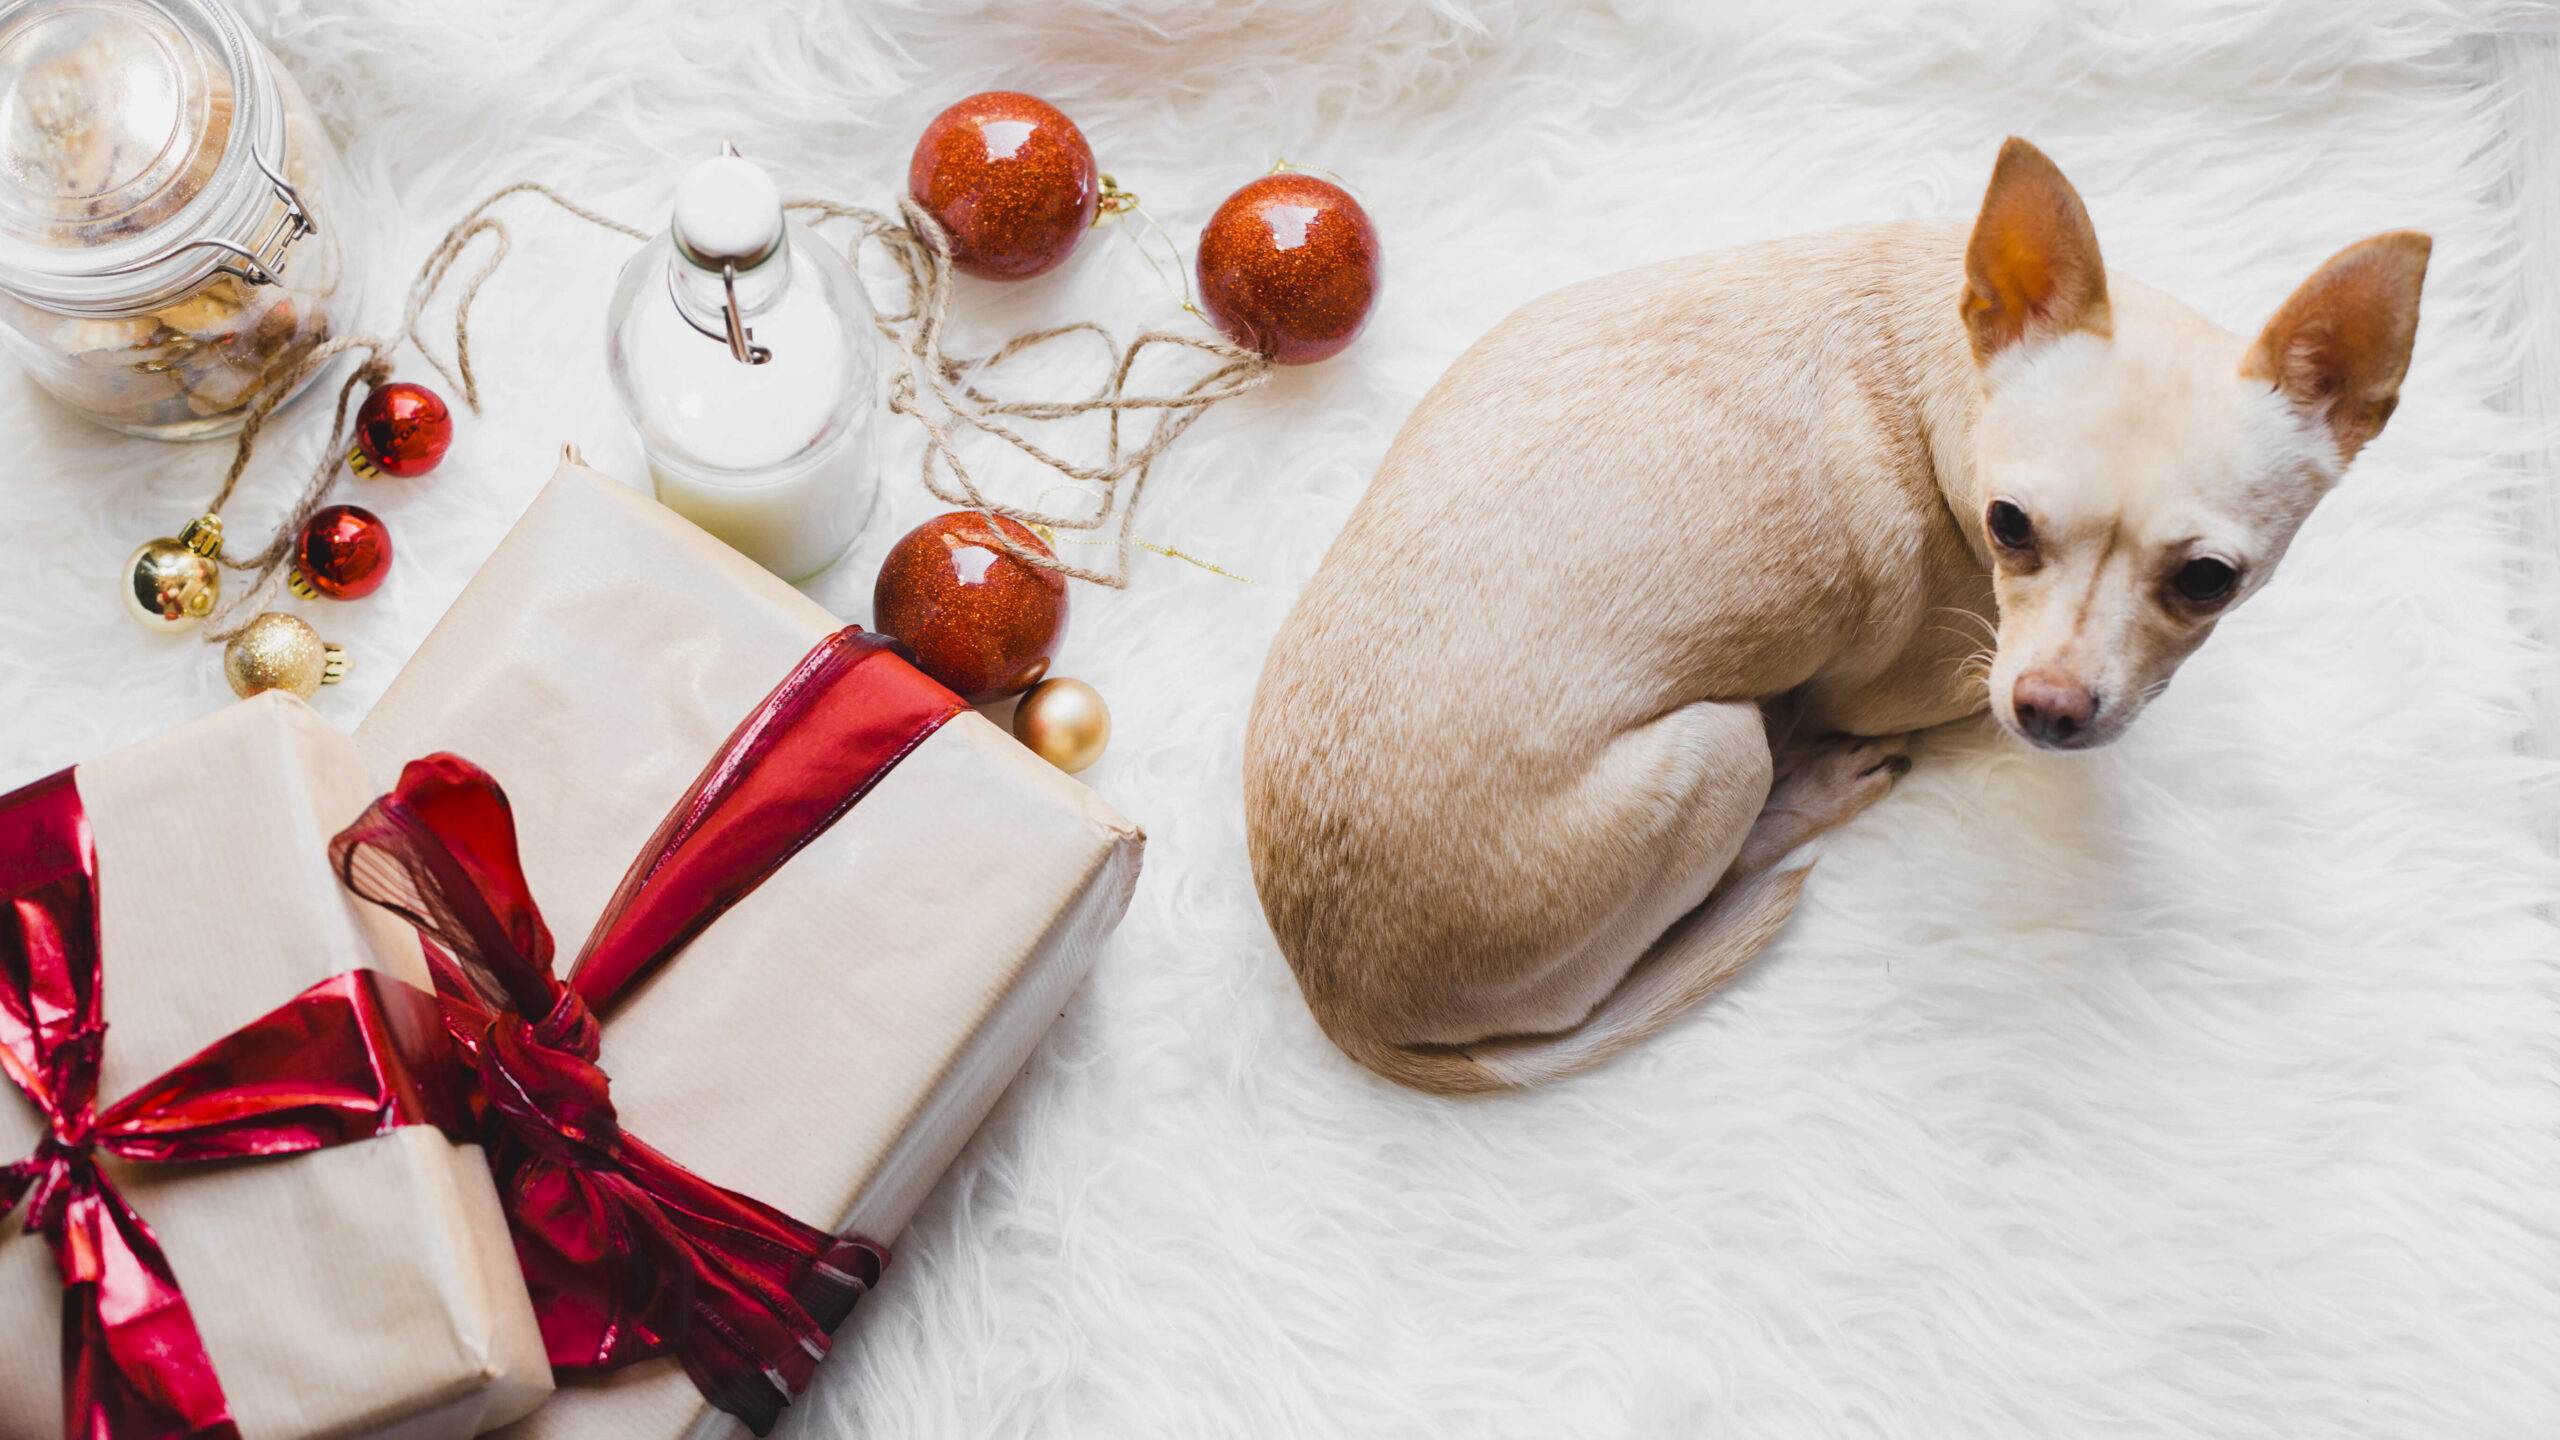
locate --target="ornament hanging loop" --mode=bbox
[1094,175,1140,224]
[1267,157,1370,206]
[1101,191,1212,327]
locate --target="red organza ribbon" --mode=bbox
[0,767,468,1440]
[329,627,966,1436]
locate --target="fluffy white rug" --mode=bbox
[4,1,2557,1435]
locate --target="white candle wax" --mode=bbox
[647,433,872,582]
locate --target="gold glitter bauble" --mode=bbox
[124,514,224,632]
[223,612,346,699]
[1012,677,1109,774]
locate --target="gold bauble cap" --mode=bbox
[223,612,346,699]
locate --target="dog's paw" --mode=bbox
[1743,733,1913,872]
[1771,731,1910,806]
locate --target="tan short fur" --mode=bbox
[1243,140,2428,1094]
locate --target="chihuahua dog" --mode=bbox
[1243,139,2427,1094]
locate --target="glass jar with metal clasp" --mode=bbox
[0,0,362,439]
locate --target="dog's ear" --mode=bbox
[1962,137,2112,364]
[2242,231,2430,465]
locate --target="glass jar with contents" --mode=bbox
[606,146,881,581]
[0,0,361,440]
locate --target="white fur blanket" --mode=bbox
[3,2,2556,1435]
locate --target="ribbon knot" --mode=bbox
[6,1136,88,1238]
[40,1106,95,1153]
[27,1132,90,1165]
[479,1002,619,1170]
[533,988,603,1058]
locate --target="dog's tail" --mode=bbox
[1324,865,1812,1095]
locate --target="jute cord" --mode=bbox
[200,176,1266,640]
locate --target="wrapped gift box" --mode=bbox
[351,460,1145,1440]
[0,694,551,1440]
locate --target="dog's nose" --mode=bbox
[2011,672,2099,746]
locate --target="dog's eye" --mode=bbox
[1986,501,2033,550]
[2172,557,2238,604]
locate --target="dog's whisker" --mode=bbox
[1955,647,1998,695]
[1929,606,2001,648]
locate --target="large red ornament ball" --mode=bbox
[1195,172,1381,365]
[292,504,393,599]
[872,512,1069,704]
[908,92,1099,281]
[350,381,452,479]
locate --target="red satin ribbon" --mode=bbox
[0,767,469,1440]
[330,627,966,1437]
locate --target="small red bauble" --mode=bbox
[1196,173,1382,365]
[349,381,452,479]
[289,503,393,600]
[872,512,1069,705]
[908,92,1099,281]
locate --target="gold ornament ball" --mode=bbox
[123,514,225,633]
[1012,677,1110,774]
[223,613,347,700]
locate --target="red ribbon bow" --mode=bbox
[0,768,468,1440]
[329,628,965,1436]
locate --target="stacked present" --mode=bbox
[2,461,1143,1440]
[0,695,549,1440]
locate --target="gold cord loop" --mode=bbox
[1095,174,1140,223]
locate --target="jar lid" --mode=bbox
[0,0,285,313]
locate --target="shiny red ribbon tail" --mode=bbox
[571,627,966,1006]
[48,1176,240,1440]
[608,1133,885,1432]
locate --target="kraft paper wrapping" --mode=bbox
[351,462,1145,1440]
[0,694,552,1440]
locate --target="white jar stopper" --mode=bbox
[672,147,782,271]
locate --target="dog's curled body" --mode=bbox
[1247,221,1996,1093]
[1245,141,2426,1094]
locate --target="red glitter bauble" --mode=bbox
[908,92,1099,281]
[350,381,452,479]
[1195,173,1381,365]
[872,512,1069,705]
[292,504,393,600]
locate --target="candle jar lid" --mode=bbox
[0,0,304,316]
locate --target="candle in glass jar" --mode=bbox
[607,151,881,581]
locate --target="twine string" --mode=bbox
[198,174,1264,640]
[400,182,650,411]
[794,192,1271,585]
[200,336,391,639]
